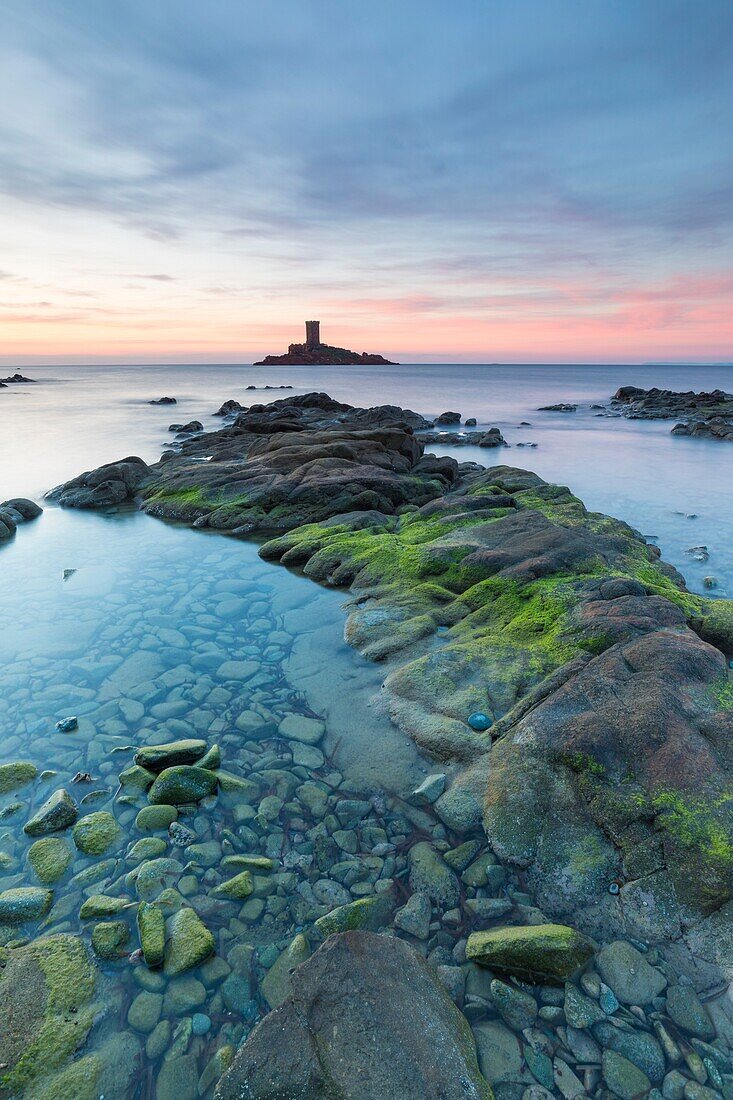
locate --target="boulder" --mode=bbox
[27,837,73,884]
[148,765,218,805]
[137,901,166,967]
[135,739,207,771]
[0,887,53,923]
[91,920,129,960]
[466,924,594,984]
[47,456,149,508]
[214,931,491,1100]
[595,940,667,1005]
[313,894,393,939]
[0,760,37,795]
[260,933,311,1009]
[72,810,121,855]
[163,907,215,976]
[24,788,78,836]
[0,934,97,1097]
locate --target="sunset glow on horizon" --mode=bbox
[1,1,732,366]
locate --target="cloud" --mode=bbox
[0,1,731,361]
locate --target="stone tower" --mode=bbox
[305,320,320,350]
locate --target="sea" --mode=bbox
[1,360,732,1094]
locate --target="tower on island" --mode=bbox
[305,320,320,351]
[254,319,397,365]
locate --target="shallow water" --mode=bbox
[3,361,733,595]
[2,362,733,1095]
[0,508,432,1094]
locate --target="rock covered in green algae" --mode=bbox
[466,924,595,984]
[134,856,184,901]
[214,930,492,1100]
[137,901,166,967]
[0,886,53,923]
[127,836,167,862]
[134,738,208,771]
[79,894,131,919]
[313,893,393,939]
[0,933,96,1097]
[408,840,460,908]
[198,1046,235,1096]
[148,764,218,805]
[163,906,215,976]
[135,803,178,831]
[27,837,73,884]
[210,870,253,899]
[602,1049,651,1099]
[118,763,156,791]
[91,920,129,959]
[128,989,163,1032]
[0,760,37,795]
[23,788,78,836]
[260,933,311,1009]
[72,810,121,855]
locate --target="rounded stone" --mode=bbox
[27,837,73,884]
[72,811,121,855]
[147,766,218,806]
[191,1012,211,1035]
[467,712,491,732]
[0,886,53,923]
[135,804,178,832]
[91,920,129,960]
[0,761,37,795]
[128,990,164,1033]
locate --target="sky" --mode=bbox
[0,0,732,364]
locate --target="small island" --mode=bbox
[254,320,397,365]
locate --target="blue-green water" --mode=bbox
[2,363,733,1096]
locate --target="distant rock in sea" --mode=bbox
[254,320,397,366]
[1,373,36,384]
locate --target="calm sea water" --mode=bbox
[3,361,733,594]
[1,361,732,1094]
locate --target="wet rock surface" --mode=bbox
[214,931,492,1100]
[46,456,150,508]
[0,497,42,540]
[9,389,733,1097]
[612,387,733,442]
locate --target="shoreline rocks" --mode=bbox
[214,931,492,1100]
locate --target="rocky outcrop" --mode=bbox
[419,427,509,447]
[137,394,443,534]
[672,416,733,441]
[1,372,36,383]
[46,457,150,508]
[214,931,491,1100]
[46,395,733,961]
[0,933,98,1098]
[255,344,397,365]
[168,420,203,434]
[612,386,733,420]
[0,497,42,539]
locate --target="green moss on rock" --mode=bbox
[91,920,129,960]
[0,933,96,1096]
[72,811,121,855]
[0,887,53,924]
[28,838,73,885]
[0,761,37,795]
[313,894,393,939]
[466,924,595,984]
[147,765,218,805]
[137,902,166,968]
